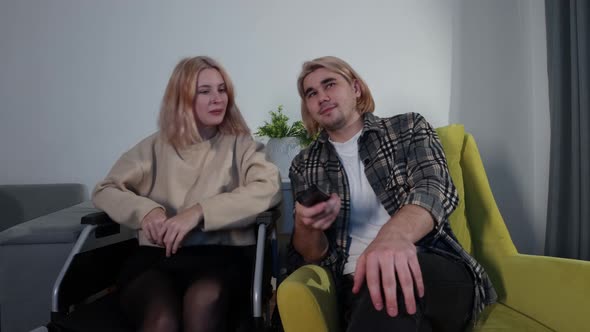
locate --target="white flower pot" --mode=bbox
[265,137,301,179]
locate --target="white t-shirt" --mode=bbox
[331,130,391,275]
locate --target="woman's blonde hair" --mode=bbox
[159,56,250,148]
[296,56,375,136]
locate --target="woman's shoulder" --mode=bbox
[218,134,267,161]
[124,132,170,157]
[137,132,162,145]
[223,133,254,142]
[219,134,257,148]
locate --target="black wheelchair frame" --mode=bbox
[46,208,281,332]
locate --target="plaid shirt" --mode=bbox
[288,112,496,320]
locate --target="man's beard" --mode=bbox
[320,113,347,132]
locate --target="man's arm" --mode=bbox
[292,195,340,263]
[353,113,459,317]
[353,204,433,317]
[288,151,342,269]
[380,204,434,243]
[402,113,459,227]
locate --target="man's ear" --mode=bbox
[353,80,361,97]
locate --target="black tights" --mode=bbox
[120,269,230,332]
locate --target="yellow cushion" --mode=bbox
[277,265,340,332]
[436,125,472,254]
[474,304,553,331]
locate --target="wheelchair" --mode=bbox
[45,208,282,332]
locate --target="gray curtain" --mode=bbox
[545,0,590,260]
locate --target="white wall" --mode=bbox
[450,0,550,254]
[0,0,455,193]
[1,0,550,254]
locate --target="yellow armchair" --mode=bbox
[277,125,590,331]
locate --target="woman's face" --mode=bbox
[194,68,228,135]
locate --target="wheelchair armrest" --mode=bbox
[255,207,281,226]
[252,206,281,323]
[81,211,113,225]
[256,206,281,280]
[52,211,135,313]
[80,211,120,238]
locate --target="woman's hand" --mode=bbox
[159,204,204,257]
[140,208,167,246]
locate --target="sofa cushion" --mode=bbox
[474,303,553,331]
[277,265,340,332]
[0,183,87,232]
[0,201,98,245]
[436,125,472,254]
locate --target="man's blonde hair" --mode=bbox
[159,56,250,148]
[296,56,375,136]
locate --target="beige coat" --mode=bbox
[93,132,281,247]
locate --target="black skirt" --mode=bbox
[117,244,255,305]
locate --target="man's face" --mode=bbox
[302,68,361,133]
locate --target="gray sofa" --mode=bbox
[0,184,92,332]
[0,184,87,233]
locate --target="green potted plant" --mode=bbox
[255,105,315,178]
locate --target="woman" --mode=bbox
[93,56,281,332]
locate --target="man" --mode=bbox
[287,56,496,331]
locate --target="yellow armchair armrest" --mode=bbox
[497,254,590,332]
[277,265,340,332]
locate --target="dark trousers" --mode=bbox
[343,252,474,332]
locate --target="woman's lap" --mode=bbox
[117,245,254,328]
